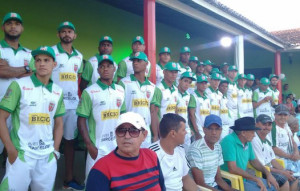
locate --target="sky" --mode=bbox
[217,0,300,32]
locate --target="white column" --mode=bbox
[235,35,244,74]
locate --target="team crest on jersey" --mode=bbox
[24,60,29,66]
[186,100,189,106]
[74,64,78,72]
[146,91,151,98]
[49,102,55,112]
[174,96,177,102]
[116,98,122,107]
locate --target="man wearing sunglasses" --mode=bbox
[86,112,166,191]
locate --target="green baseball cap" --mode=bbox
[164,62,180,71]
[180,46,191,53]
[159,47,171,54]
[203,60,213,66]
[132,36,144,45]
[211,72,221,80]
[247,74,255,81]
[180,71,196,81]
[220,62,229,68]
[2,12,22,25]
[197,61,204,66]
[260,77,270,85]
[129,51,148,62]
[57,21,75,32]
[99,36,113,44]
[98,54,114,65]
[211,68,221,74]
[189,56,199,62]
[269,74,279,80]
[237,74,247,80]
[32,46,56,61]
[220,76,229,84]
[228,65,238,71]
[197,74,208,83]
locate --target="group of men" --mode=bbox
[0,11,298,191]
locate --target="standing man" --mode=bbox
[246,74,255,117]
[205,72,222,116]
[219,77,232,139]
[177,46,192,84]
[220,62,229,78]
[0,12,34,153]
[0,46,65,190]
[51,21,84,190]
[226,65,238,120]
[203,60,213,77]
[188,74,210,139]
[156,47,171,84]
[117,36,151,82]
[237,74,253,118]
[149,113,198,191]
[80,36,117,90]
[269,74,280,117]
[188,56,199,73]
[177,71,196,151]
[253,77,274,119]
[119,52,160,146]
[195,61,205,77]
[77,54,126,181]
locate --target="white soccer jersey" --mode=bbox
[237,86,252,118]
[245,87,254,117]
[76,80,125,156]
[205,87,222,116]
[176,62,192,85]
[149,142,189,191]
[119,56,151,78]
[252,133,275,166]
[253,88,273,118]
[271,123,294,159]
[52,44,83,109]
[156,63,164,85]
[219,95,232,139]
[177,91,191,134]
[227,79,238,120]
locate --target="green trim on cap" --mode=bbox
[203,60,213,66]
[189,56,199,62]
[269,74,279,80]
[211,72,221,80]
[132,36,144,45]
[2,12,22,25]
[99,36,113,44]
[228,65,238,71]
[57,21,75,32]
[260,77,270,85]
[180,46,191,53]
[247,74,255,81]
[197,74,208,83]
[32,46,56,61]
[237,74,247,80]
[164,62,180,71]
[159,47,171,54]
[97,54,114,65]
[129,51,148,62]
[180,71,196,81]
[211,68,221,74]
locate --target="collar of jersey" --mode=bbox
[0,40,25,53]
[179,90,188,97]
[96,79,115,90]
[30,73,53,92]
[269,86,278,92]
[157,62,165,70]
[256,133,272,146]
[259,88,269,94]
[57,43,78,57]
[178,61,188,69]
[194,90,207,99]
[162,79,176,93]
[209,86,219,93]
[237,85,246,91]
[130,74,151,86]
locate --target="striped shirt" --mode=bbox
[187,138,223,187]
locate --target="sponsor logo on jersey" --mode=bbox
[200,109,210,115]
[146,91,151,98]
[132,99,149,107]
[220,109,228,114]
[23,86,33,91]
[58,64,64,68]
[74,64,78,72]
[131,90,137,95]
[242,99,248,103]
[49,102,55,112]
[177,107,187,114]
[101,109,119,120]
[186,100,189,106]
[29,113,50,125]
[4,88,12,98]
[100,101,106,106]
[91,90,100,94]
[166,104,176,112]
[24,59,29,66]
[29,101,36,107]
[116,98,122,107]
[53,91,60,96]
[231,93,237,98]
[59,72,76,81]
[211,105,220,110]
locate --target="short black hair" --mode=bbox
[159,113,186,138]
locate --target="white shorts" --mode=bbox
[63,109,78,140]
[0,153,57,191]
[0,115,12,154]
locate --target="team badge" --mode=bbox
[104,36,109,40]
[164,47,168,52]
[63,21,69,26]
[202,76,205,80]
[49,102,55,112]
[116,98,122,107]
[174,97,177,102]
[172,62,176,68]
[103,55,108,59]
[74,64,78,72]
[186,100,189,106]
[136,36,141,40]
[146,91,151,98]
[216,73,219,77]
[135,52,140,57]
[24,60,29,66]
[184,47,188,51]
[11,13,17,17]
[40,47,47,51]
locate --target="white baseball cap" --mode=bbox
[115,112,146,130]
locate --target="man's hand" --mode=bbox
[87,144,98,160]
[255,178,267,191]
[194,132,202,140]
[282,170,296,181]
[8,147,18,165]
[152,136,159,143]
[0,59,9,67]
[266,174,279,191]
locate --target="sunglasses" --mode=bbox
[116,126,143,138]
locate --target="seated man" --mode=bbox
[149,113,198,191]
[221,117,279,191]
[252,114,298,191]
[187,114,234,191]
[86,112,166,190]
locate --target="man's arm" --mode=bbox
[270,159,296,182]
[215,167,234,191]
[188,108,201,140]
[150,104,159,142]
[86,169,110,191]
[272,146,293,159]
[53,116,63,153]
[182,174,198,191]
[79,78,89,92]
[191,167,218,191]
[0,59,31,78]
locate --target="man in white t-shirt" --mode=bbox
[149,113,198,191]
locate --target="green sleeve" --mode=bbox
[0,81,21,113]
[120,101,126,114]
[118,81,125,89]
[117,60,127,79]
[249,143,256,160]
[271,122,277,147]
[76,90,92,118]
[81,61,94,82]
[252,91,258,102]
[54,93,65,118]
[188,94,196,108]
[29,57,36,72]
[221,137,236,162]
[150,87,161,107]
[78,61,84,74]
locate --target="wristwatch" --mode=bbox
[53,150,60,160]
[24,65,30,73]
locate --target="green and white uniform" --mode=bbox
[0,74,65,190]
[52,43,83,140]
[119,74,160,147]
[76,79,125,178]
[117,54,151,79]
[237,85,252,118]
[219,95,232,139]
[176,61,192,85]
[227,78,238,120]
[270,87,280,118]
[156,62,164,85]
[245,87,254,118]
[252,88,273,118]
[188,90,211,136]
[156,80,179,119]
[81,54,118,86]
[205,87,222,116]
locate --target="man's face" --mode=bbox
[97,61,115,81]
[284,84,289,91]
[210,79,220,90]
[275,113,289,126]
[237,78,246,87]
[34,54,57,77]
[2,20,23,40]
[219,82,228,95]
[197,81,208,92]
[228,70,237,79]
[270,77,278,86]
[242,130,255,142]
[173,122,187,145]
[246,80,254,87]
[132,59,147,74]
[256,121,272,136]
[178,78,192,92]
[58,28,76,44]
[260,84,269,91]
[196,65,205,74]
[188,61,197,72]
[180,52,190,64]
[159,53,171,64]
[163,70,178,84]
[221,65,229,75]
[204,124,222,144]
[205,65,212,73]
[98,41,112,55]
[116,123,147,157]
[132,41,145,53]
